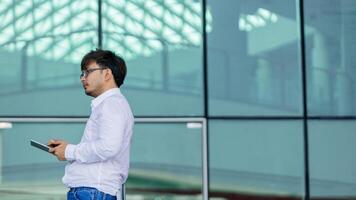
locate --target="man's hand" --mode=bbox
[48,139,68,161]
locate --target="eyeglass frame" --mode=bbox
[80,67,108,79]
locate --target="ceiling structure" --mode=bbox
[0,0,211,62]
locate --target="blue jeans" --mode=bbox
[67,187,117,200]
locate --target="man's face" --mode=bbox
[80,61,107,97]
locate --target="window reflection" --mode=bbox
[305,0,356,115]
[0,0,207,116]
[208,0,302,116]
[309,120,356,198]
[209,120,304,199]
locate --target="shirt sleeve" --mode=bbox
[65,98,127,163]
[65,144,77,161]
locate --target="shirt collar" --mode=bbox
[91,88,121,109]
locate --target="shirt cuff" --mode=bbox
[65,144,77,161]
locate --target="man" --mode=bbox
[48,49,134,200]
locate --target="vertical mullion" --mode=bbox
[297,0,310,199]
[98,0,102,48]
[201,0,210,200]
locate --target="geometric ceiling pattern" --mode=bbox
[239,8,278,32]
[0,0,212,62]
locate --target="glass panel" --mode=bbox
[0,121,203,200]
[0,123,83,199]
[207,0,302,116]
[304,1,356,115]
[309,120,356,199]
[129,123,203,199]
[209,120,304,199]
[0,0,97,116]
[102,0,204,116]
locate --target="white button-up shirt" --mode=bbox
[63,88,134,196]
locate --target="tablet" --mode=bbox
[30,139,51,153]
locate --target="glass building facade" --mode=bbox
[0,0,355,199]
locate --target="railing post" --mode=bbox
[121,183,126,200]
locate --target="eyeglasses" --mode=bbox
[80,67,107,78]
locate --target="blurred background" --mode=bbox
[0,0,356,199]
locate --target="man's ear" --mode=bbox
[105,69,113,81]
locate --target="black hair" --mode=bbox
[81,49,127,87]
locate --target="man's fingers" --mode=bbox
[47,139,55,145]
[48,139,61,146]
[46,140,67,161]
